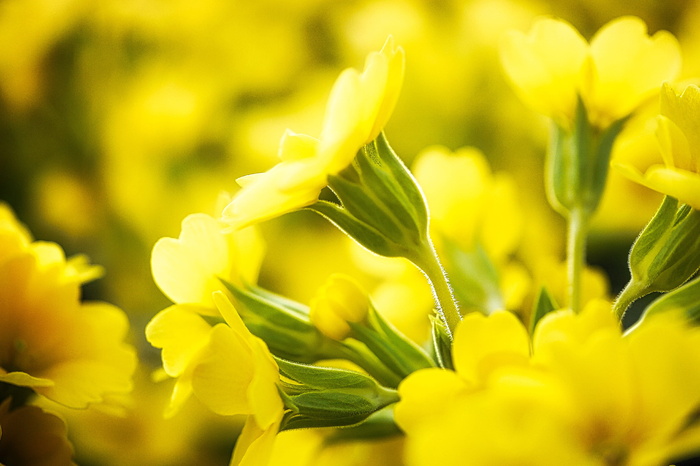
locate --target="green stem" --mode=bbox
[567,207,588,313]
[611,280,646,322]
[411,240,461,339]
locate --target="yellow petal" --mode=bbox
[145,305,213,377]
[500,17,587,126]
[151,213,230,309]
[644,166,700,210]
[395,368,468,432]
[660,83,700,170]
[277,130,319,163]
[230,414,282,466]
[452,310,530,384]
[191,324,255,416]
[585,17,681,126]
[367,36,405,141]
[0,371,54,388]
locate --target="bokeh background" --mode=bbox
[2,0,699,464]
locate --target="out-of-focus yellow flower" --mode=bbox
[310,274,370,340]
[192,292,284,466]
[501,16,681,129]
[412,145,522,262]
[396,302,700,466]
[0,203,136,409]
[151,212,264,315]
[0,399,75,465]
[615,83,700,210]
[221,36,405,229]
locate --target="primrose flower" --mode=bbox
[0,204,136,409]
[151,212,264,315]
[191,292,284,466]
[309,274,370,340]
[500,16,681,129]
[615,84,700,210]
[221,36,405,229]
[396,303,700,465]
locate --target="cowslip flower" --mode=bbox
[500,16,681,129]
[221,36,405,229]
[614,83,700,210]
[191,292,284,466]
[151,212,264,315]
[0,203,136,409]
[396,303,700,465]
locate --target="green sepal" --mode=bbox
[373,132,429,228]
[348,306,434,378]
[323,405,402,444]
[277,358,399,430]
[634,275,700,328]
[326,174,405,243]
[307,201,409,258]
[440,239,501,315]
[547,97,627,216]
[430,316,454,370]
[529,286,559,335]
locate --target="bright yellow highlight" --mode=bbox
[151,212,264,315]
[501,16,681,129]
[0,203,136,409]
[310,274,370,340]
[221,36,405,229]
[615,84,700,210]
[412,146,522,262]
[396,304,700,466]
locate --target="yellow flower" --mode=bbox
[615,83,700,209]
[0,203,136,409]
[151,212,264,315]
[396,303,700,465]
[412,145,523,262]
[501,16,681,129]
[309,274,370,340]
[221,36,405,229]
[0,399,75,465]
[191,292,284,466]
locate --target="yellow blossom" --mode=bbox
[191,292,284,466]
[221,36,405,229]
[615,83,700,209]
[0,203,136,409]
[151,212,264,314]
[309,274,370,340]
[396,303,700,466]
[501,16,681,129]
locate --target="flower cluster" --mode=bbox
[145,17,700,466]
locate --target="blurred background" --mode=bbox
[2,0,699,464]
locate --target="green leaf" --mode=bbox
[529,286,559,335]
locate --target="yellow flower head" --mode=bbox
[221,36,405,229]
[309,274,370,340]
[147,292,284,465]
[615,83,700,209]
[396,303,700,465]
[501,16,681,129]
[0,204,136,409]
[412,146,522,261]
[151,212,265,315]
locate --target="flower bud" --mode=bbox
[310,274,370,340]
